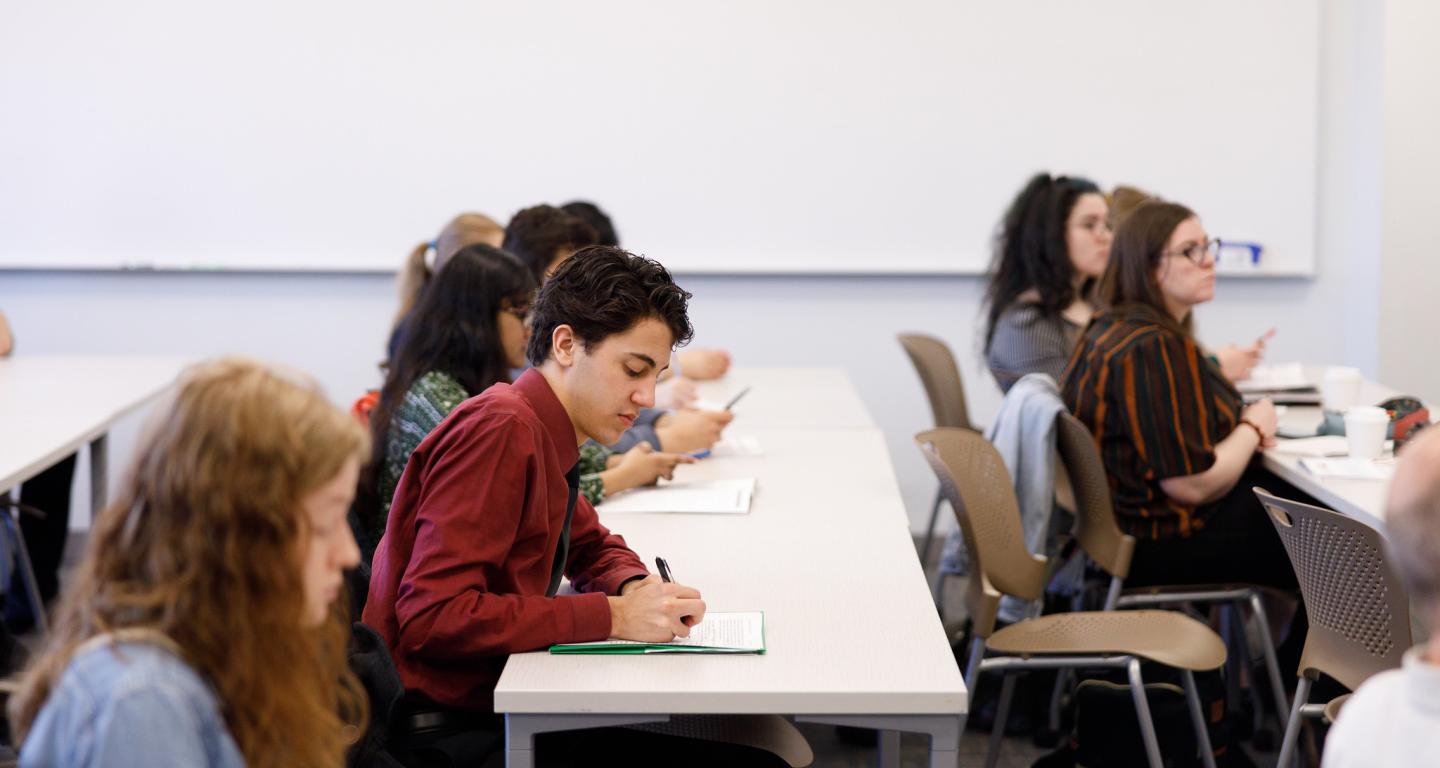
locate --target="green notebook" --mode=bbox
[549,611,765,655]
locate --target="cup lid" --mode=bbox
[1344,405,1389,421]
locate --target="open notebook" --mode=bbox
[550,611,766,655]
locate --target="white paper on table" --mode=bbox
[1270,436,1349,458]
[566,612,766,652]
[709,435,764,457]
[1299,457,1395,481]
[692,398,728,413]
[597,478,755,514]
[1237,363,1313,393]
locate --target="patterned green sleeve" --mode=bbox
[378,371,470,519]
[578,442,614,505]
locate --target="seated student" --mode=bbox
[10,358,367,767]
[560,200,620,247]
[363,247,786,767]
[1325,426,1440,765]
[562,199,732,381]
[1108,184,1154,229]
[505,205,732,453]
[502,204,600,283]
[1107,184,1271,383]
[983,174,1112,392]
[352,244,692,564]
[387,212,507,361]
[1060,200,1307,589]
[0,309,77,634]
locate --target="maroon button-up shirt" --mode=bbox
[363,369,650,711]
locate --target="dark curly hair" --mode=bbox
[503,204,599,282]
[527,245,693,367]
[983,173,1103,349]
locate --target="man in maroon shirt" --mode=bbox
[365,247,786,766]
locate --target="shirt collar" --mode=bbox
[1403,645,1440,715]
[513,368,580,470]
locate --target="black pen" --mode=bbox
[724,386,751,411]
[655,556,695,627]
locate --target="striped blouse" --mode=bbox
[1060,307,1243,539]
[986,301,1084,392]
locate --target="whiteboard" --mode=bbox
[0,1,1318,275]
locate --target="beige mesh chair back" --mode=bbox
[1255,488,1412,767]
[1053,412,1136,587]
[1052,414,1290,742]
[916,427,1046,637]
[900,333,977,570]
[916,427,1227,768]
[899,333,973,431]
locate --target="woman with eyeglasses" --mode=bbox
[352,244,691,569]
[1103,183,1272,383]
[982,173,1113,393]
[1060,200,1307,589]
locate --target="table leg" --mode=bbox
[90,433,108,518]
[505,713,669,768]
[795,713,964,768]
[879,729,901,768]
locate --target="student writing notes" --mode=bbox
[362,246,786,766]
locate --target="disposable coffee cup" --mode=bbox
[1344,406,1390,460]
[1323,367,1363,413]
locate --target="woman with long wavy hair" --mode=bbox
[9,357,369,768]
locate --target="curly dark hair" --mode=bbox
[983,173,1103,349]
[527,245,693,367]
[503,204,599,282]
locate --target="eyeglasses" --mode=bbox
[1163,238,1220,266]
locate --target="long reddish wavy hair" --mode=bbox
[9,357,369,767]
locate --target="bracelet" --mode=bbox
[1238,419,1265,442]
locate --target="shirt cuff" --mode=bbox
[564,592,614,642]
[593,565,651,597]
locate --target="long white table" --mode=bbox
[1266,377,1406,532]
[0,355,188,630]
[0,355,191,511]
[692,366,876,429]
[495,371,966,767]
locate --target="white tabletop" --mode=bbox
[0,356,191,493]
[495,370,965,718]
[692,367,875,429]
[1265,375,1403,531]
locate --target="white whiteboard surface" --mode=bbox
[0,1,1318,275]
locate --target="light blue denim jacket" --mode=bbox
[20,639,245,768]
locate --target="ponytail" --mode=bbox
[392,241,434,328]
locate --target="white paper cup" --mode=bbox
[1345,406,1390,460]
[1323,367,1363,412]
